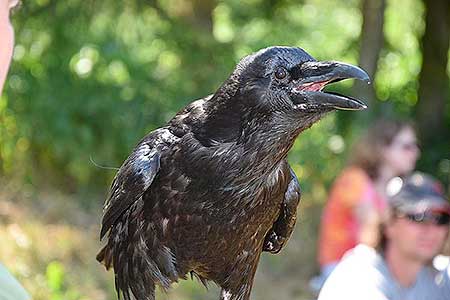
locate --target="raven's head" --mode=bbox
[236,46,368,114]
[203,46,368,147]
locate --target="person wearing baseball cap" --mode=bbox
[318,172,450,300]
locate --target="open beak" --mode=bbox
[291,61,370,111]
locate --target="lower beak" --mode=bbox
[302,91,367,110]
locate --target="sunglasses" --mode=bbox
[393,141,419,152]
[398,211,450,226]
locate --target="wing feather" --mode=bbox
[99,129,174,239]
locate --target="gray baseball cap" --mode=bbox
[387,172,450,214]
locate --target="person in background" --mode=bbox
[0,1,30,299]
[310,119,420,291]
[318,172,450,300]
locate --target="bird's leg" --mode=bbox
[263,167,301,254]
[219,278,255,300]
[219,253,260,300]
[220,289,237,300]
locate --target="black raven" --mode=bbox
[97,46,369,300]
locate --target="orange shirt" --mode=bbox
[318,167,386,267]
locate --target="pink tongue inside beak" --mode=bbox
[296,81,328,92]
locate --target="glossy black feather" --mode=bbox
[100,132,165,239]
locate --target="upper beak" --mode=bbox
[292,61,370,111]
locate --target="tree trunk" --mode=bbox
[416,0,450,144]
[339,0,385,134]
[353,0,386,115]
[189,0,215,33]
[146,0,215,34]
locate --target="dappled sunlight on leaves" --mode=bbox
[0,0,448,299]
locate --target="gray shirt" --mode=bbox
[318,244,450,300]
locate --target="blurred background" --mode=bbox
[0,0,449,299]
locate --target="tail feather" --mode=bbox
[97,201,177,300]
[155,245,179,281]
[190,271,210,289]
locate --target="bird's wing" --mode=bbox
[99,128,174,239]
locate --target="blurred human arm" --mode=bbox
[0,2,29,298]
[356,201,382,248]
[0,0,19,93]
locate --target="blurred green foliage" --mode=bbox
[2,0,448,196]
[46,261,79,300]
[1,2,449,300]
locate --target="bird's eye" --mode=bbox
[274,68,287,80]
